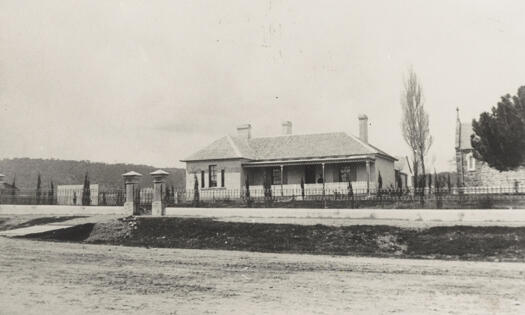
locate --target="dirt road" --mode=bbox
[1,238,524,314]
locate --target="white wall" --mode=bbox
[375,157,395,188]
[165,207,525,224]
[185,159,244,190]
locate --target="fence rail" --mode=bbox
[0,188,125,206]
[163,185,525,208]
[2,185,525,209]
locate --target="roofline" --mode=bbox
[180,157,253,163]
[182,152,398,164]
[346,134,397,160]
[376,153,398,162]
[183,131,397,163]
[242,155,375,167]
[226,135,243,158]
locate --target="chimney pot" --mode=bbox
[237,124,252,139]
[281,121,292,135]
[358,114,368,143]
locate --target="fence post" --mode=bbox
[151,170,169,216]
[122,171,142,215]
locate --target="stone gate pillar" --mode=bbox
[150,169,169,216]
[122,171,142,215]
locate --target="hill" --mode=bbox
[0,158,186,190]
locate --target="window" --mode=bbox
[272,167,281,185]
[221,169,225,187]
[201,171,205,188]
[466,152,476,171]
[209,165,217,187]
[339,165,356,182]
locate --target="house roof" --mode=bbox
[394,156,407,172]
[182,132,396,162]
[459,123,473,150]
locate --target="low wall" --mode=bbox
[2,203,525,224]
[0,204,128,215]
[165,207,525,223]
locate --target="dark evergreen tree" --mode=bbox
[245,176,250,199]
[472,86,525,171]
[36,173,41,204]
[348,180,354,208]
[377,171,383,198]
[164,185,171,205]
[101,192,107,206]
[300,177,305,199]
[82,172,91,206]
[193,174,199,206]
[397,173,403,191]
[49,181,54,205]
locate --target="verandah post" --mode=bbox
[322,163,326,208]
[366,160,371,196]
[280,164,284,197]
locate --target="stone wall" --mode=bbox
[458,148,525,187]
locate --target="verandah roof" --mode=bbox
[242,155,374,167]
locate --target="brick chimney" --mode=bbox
[358,114,368,143]
[237,124,252,139]
[281,121,292,135]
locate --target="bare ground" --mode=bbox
[0,214,121,231]
[1,237,525,314]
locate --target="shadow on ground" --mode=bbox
[18,216,525,262]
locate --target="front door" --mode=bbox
[305,165,316,184]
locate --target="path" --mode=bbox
[1,238,524,314]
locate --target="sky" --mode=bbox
[1,0,525,170]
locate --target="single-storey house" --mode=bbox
[181,115,397,199]
[455,108,525,190]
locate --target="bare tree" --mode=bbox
[401,68,433,189]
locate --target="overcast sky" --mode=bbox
[1,0,525,170]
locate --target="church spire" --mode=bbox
[455,107,461,149]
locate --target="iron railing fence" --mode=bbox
[164,185,525,206]
[0,188,125,206]
[2,185,525,207]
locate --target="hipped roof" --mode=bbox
[182,132,396,162]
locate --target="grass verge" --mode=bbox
[19,216,525,262]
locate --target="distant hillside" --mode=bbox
[0,158,186,190]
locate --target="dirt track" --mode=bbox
[1,238,524,314]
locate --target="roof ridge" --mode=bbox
[248,131,345,140]
[226,136,243,158]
